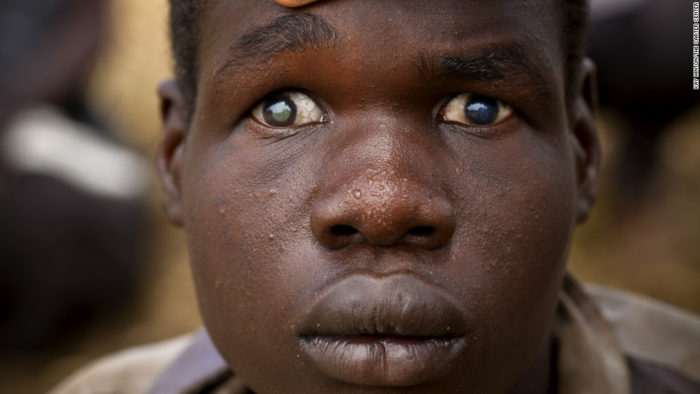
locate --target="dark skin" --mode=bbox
[158,0,599,392]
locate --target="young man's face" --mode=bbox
[159,0,598,392]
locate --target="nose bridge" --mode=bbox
[336,113,437,187]
[310,117,455,249]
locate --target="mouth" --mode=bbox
[297,274,468,387]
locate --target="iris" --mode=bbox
[263,95,297,127]
[464,95,499,126]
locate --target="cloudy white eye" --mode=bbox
[441,93,513,126]
[251,91,325,128]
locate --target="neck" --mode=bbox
[507,334,556,394]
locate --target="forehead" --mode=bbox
[197,0,566,84]
[191,0,568,135]
[199,0,563,38]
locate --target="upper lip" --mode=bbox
[297,273,467,338]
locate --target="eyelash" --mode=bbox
[249,89,514,133]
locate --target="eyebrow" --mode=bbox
[214,16,550,100]
[417,45,551,99]
[215,13,338,79]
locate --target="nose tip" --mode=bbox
[310,171,455,250]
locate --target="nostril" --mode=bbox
[311,175,455,249]
[408,226,435,237]
[330,225,359,236]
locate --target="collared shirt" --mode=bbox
[50,274,700,394]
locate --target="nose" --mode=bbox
[311,157,455,251]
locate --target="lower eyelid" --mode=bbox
[441,114,520,140]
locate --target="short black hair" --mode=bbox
[168,0,590,117]
[169,0,200,114]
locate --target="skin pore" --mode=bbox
[158,0,599,392]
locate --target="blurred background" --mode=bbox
[0,0,698,392]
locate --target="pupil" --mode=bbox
[263,96,297,127]
[464,95,498,125]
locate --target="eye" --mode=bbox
[441,93,513,126]
[251,91,325,128]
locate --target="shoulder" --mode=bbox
[585,284,700,388]
[627,357,700,394]
[49,333,195,394]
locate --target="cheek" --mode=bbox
[449,127,576,274]
[443,130,576,382]
[180,140,323,388]
[468,145,576,285]
[183,160,283,335]
[182,137,309,293]
[479,153,573,330]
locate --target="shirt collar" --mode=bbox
[554,273,631,394]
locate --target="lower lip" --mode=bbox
[299,335,466,387]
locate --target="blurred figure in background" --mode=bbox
[589,0,699,208]
[0,0,150,349]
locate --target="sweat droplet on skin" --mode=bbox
[352,189,362,199]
